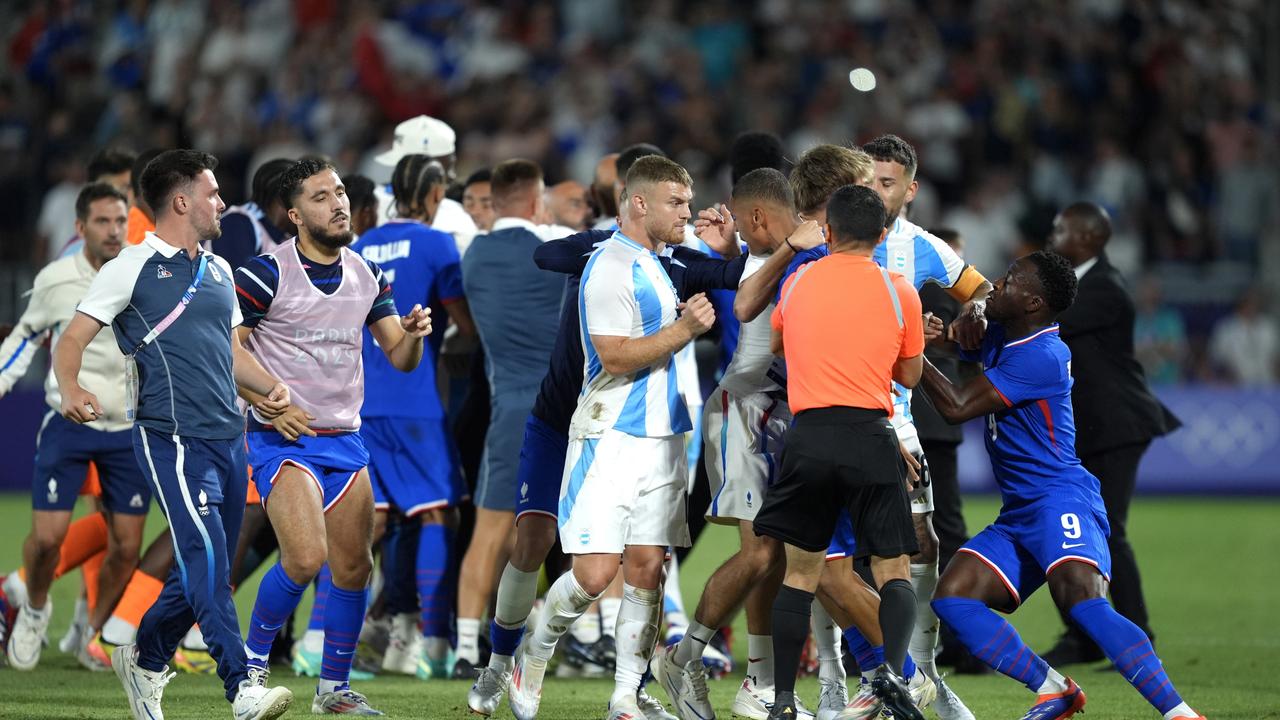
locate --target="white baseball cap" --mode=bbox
[375,115,456,166]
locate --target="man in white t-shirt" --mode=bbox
[373,115,478,255]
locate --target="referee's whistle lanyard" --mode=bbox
[123,255,209,421]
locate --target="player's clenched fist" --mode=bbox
[60,385,102,423]
[678,292,716,337]
[401,304,433,338]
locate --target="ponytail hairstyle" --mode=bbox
[391,154,446,220]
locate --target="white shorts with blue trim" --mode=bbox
[557,429,689,555]
[703,388,790,525]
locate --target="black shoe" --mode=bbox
[451,656,481,679]
[592,634,617,669]
[1040,632,1105,667]
[871,665,925,720]
[766,703,797,720]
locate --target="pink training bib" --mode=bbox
[246,240,379,431]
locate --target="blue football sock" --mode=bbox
[933,597,1048,692]
[490,619,525,657]
[1070,598,1182,714]
[321,583,367,682]
[308,564,332,632]
[417,523,453,639]
[842,626,914,677]
[246,563,308,659]
[843,625,883,673]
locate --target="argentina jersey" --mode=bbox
[571,231,691,439]
[874,216,967,431]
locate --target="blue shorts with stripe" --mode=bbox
[514,413,567,524]
[960,500,1111,607]
[247,431,369,512]
[363,416,465,516]
[34,411,151,515]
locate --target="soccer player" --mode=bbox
[652,168,823,720]
[374,115,478,252]
[0,183,151,671]
[215,158,294,269]
[352,155,475,680]
[469,158,811,719]
[784,138,988,720]
[462,169,496,232]
[54,149,293,720]
[234,158,432,715]
[344,174,380,237]
[506,155,715,720]
[919,250,1205,720]
[454,159,573,678]
[760,185,927,720]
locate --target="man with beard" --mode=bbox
[509,155,716,720]
[2,183,150,672]
[55,149,294,720]
[232,158,433,715]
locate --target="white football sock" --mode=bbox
[571,608,601,644]
[747,633,774,687]
[494,564,539,627]
[101,616,137,646]
[673,620,715,667]
[910,560,940,680]
[529,572,598,661]
[613,584,660,707]
[456,617,482,663]
[1164,702,1197,720]
[600,597,622,638]
[302,629,324,654]
[811,599,845,684]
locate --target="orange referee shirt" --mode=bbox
[125,205,155,246]
[772,253,923,416]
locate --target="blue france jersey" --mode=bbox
[572,232,691,439]
[781,216,967,429]
[352,219,464,419]
[971,323,1104,512]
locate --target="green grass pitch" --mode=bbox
[0,493,1275,718]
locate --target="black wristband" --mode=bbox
[785,237,798,252]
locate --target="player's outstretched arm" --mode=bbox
[370,304,433,372]
[592,293,715,376]
[734,220,824,322]
[52,311,106,423]
[918,356,1007,424]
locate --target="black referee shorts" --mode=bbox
[754,406,919,559]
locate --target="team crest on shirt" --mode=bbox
[893,253,907,270]
[46,479,58,503]
[579,530,590,546]
[197,489,210,516]
[156,265,173,279]
[208,263,223,283]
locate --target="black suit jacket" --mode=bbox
[1057,254,1180,457]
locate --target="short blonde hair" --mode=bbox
[790,145,873,216]
[624,155,693,198]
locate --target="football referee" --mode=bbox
[755,185,926,720]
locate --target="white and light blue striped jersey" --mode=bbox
[571,231,692,439]
[875,216,967,431]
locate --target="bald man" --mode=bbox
[545,181,591,231]
[1043,202,1180,666]
[590,153,619,230]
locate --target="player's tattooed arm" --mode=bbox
[918,356,1007,424]
[734,220,824,322]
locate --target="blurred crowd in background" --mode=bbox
[0,0,1277,385]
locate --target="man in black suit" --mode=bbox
[1043,202,1181,665]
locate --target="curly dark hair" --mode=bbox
[862,134,918,180]
[278,157,337,209]
[1026,250,1077,314]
